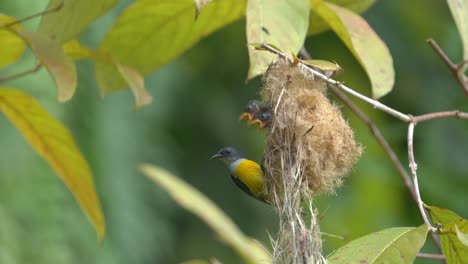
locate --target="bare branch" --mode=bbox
[416,253,445,261]
[412,110,468,123]
[407,123,438,232]
[0,63,42,83]
[259,44,412,122]
[427,38,468,96]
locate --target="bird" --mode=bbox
[239,100,269,122]
[211,146,268,203]
[239,100,273,129]
[248,109,273,128]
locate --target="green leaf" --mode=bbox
[140,164,271,264]
[455,225,468,247]
[427,205,468,263]
[308,0,376,35]
[38,0,118,43]
[14,29,76,102]
[0,87,105,241]
[96,0,245,92]
[246,0,310,79]
[447,0,468,61]
[301,60,342,72]
[0,15,26,69]
[311,0,394,99]
[328,225,428,264]
[194,0,212,18]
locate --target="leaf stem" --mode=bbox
[0,63,42,83]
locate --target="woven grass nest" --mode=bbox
[260,58,362,202]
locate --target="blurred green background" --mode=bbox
[0,1,467,263]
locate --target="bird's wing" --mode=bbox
[230,175,268,204]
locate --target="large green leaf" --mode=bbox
[447,0,468,61]
[14,29,76,102]
[140,164,271,264]
[38,0,118,43]
[427,205,468,263]
[328,225,428,264]
[0,87,105,240]
[311,0,394,99]
[308,0,376,35]
[0,14,26,69]
[246,0,310,79]
[96,0,246,93]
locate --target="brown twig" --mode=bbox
[412,110,468,123]
[0,1,64,28]
[427,38,468,96]
[0,63,42,83]
[416,253,446,261]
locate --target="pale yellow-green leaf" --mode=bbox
[302,59,342,73]
[0,14,26,69]
[311,0,394,99]
[140,164,271,264]
[63,39,152,108]
[328,225,428,264]
[194,0,212,18]
[447,0,468,61]
[308,0,376,35]
[116,63,153,108]
[455,225,468,247]
[13,29,76,102]
[0,87,105,241]
[63,39,95,60]
[39,0,118,43]
[96,0,245,92]
[246,0,310,79]
[427,205,468,263]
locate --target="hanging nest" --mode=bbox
[260,58,362,264]
[261,59,362,199]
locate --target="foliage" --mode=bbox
[0,0,467,263]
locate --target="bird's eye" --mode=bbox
[260,112,270,121]
[245,105,253,112]
[225,149,232,154]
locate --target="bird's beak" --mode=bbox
[239,112,252,121]
[211,153,222,159]
[248,119,264,128]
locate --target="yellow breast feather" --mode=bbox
[231,159,265,196]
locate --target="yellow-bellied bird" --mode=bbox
[211,147,268,203]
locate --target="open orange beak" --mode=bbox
[248,119,264,128]
[239,112,252,121]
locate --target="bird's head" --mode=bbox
[211,146,243,165]
[249,110,272,128]
[239,100,261,121]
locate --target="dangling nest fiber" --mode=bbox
[260,59,362,264]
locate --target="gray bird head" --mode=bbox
[211,146,244,165]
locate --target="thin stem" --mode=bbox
[260,44,412,122]
[407,123,437,232]
[427,38,468,96]
[416,253,445,261]
[0,63,42,83]
[1,1,64,28]
[413,110,468,123]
